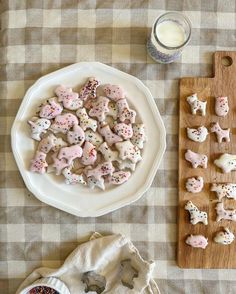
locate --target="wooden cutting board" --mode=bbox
[178,51,236,268]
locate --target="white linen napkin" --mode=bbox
[16,232,160,294]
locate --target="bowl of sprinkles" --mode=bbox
[18,277,70,294]
[28,286,59,294]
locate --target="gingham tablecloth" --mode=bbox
[1,1,236,293]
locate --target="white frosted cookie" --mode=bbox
[115,141,142,164]
[28,117,51,141]
[185,201,208,225]
[62,167,86,185]
[51,137,68,152]
[131,123,146,149]
[85,130,104,148]
[76,108,97,132]
[98,142,120,162]
[214,228,235,245]
[106,102,118,120]
[187,126,208,142]
[87,176,105,190]
[215,202,236,222]
[186,93,207,116]
[214,153,236,173]
[118,160,136,172]
[211,183,236,201]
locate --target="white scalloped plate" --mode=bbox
[11,62,166,217]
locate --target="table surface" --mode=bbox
[1,1,236,293]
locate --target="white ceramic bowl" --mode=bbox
[11,62,166,217]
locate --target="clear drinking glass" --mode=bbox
[147,12,191,64]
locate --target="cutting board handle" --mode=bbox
[213,51,236,80]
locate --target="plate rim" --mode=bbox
[11,61,166,217]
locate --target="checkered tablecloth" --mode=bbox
[1,1,236,293]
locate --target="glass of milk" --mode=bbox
[147,12,191,63]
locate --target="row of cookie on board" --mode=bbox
[183,93,235,249]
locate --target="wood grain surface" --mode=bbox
[178,51,236,268]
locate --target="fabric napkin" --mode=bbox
[16,232,160,294]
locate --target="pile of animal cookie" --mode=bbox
[28,77,146,190]
[184,94,235,249]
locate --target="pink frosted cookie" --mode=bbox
[55,85,82,110]
[215,202,236,222]
[89,96,109,122]
[39,98,63,119]
[58,144,83,165]
[50,113,78,134]
[76,108,97,132]
[186,235,208,249]
[67,124,85,145]
[38,133,57,153]
[51,152,70,175]
[87,161,114,180]
[185,149,208,169]
[114,123,133,140]
[115,141,142,164]
[62,167,86,185]
[81,141,97,165]
[215,96,229,117]
[186,176,204,193]
[103,84,125,101]
[99,125,122,146]
[79,77,100,100]
[87,176,105,190]
[108,171,131,185]
[28,117,51,141]
[117,99,136,123]
[30,151,48,174]
[131,123,146,149]
[210,122,230,143]
[98,142,120,162]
